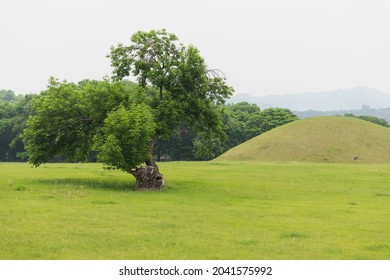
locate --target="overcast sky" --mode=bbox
[1,0,390,96]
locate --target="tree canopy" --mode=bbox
[95,103,156,171]
[109,29,233,140]
[22,78,131,165]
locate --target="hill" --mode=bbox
[217,116,390,163]
[229,87,390,111]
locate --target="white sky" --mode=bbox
[1,0,390,96]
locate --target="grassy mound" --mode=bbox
[217,116,390,163]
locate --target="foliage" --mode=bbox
[95,104,156,171]
[0,101,15,160]
[22,78,132,166]
[153,124,195,161]
[0,93,34,161]
[109,29,234,142]
[344,113,389,127]
[296,106,390,124]
[193,130,227,160]
[110,29,182,94]
[0,90,22,102]
[257,108,298,133]
[225,102,263,142]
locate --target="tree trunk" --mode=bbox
[130,159,164,190]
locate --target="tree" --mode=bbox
[23,29,233,190]
[108,29,233,188]
[226,102,262,141]
[0,93,33,161]
[0,90,18,102]
[94,103,163,189]
[8,94,35,161]
[0,100,15,161]
[258,108,298,133]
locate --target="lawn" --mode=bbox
[0,161,389,259]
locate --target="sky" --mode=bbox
[1,0,390,96]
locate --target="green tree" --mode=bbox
[227,102,262,141]
[0,93,33,161]
[23,29,233,190]
[0,90,18,102]
[344,113,390,127]
[8,95,35,161]
[110,29,182,100]
[0,100,15,160]
[108,29,233,188]
[258,108,298,133]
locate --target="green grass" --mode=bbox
[1,161,390,259]
[218,116,390,163]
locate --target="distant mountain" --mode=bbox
[228,87,390,111]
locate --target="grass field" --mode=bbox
[1,161,389,259]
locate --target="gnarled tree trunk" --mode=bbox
[130,159,164,190]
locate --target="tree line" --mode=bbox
[0,90,33,161]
